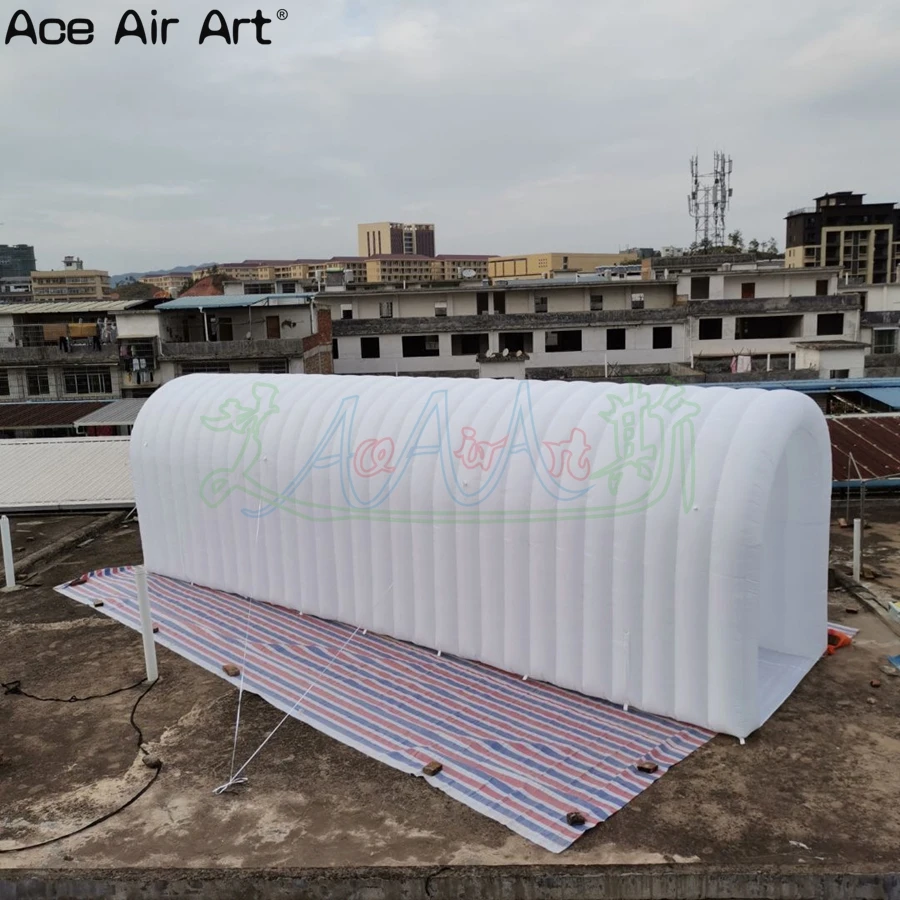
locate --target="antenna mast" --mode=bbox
[688,152,733,252]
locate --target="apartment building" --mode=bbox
[363,254,491,285]
[0,295,333,424]
[839,281,900,369]
[0,298,137,407]
[31,257,111,302]
[112,294,332,394]
[191,260,308,282]
[323,264,864,381]
[0,244,36,279]
[0,276,32,300]
[140,272,193,296]
[434,255,490,281]
[358,222,435,258]
[309,258,369,288]
[785,192,900,284]
[488,252,635,281]
[365,255,435,284]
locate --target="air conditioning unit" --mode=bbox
[425,337,439,351]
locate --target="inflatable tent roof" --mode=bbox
[131,374,832,739]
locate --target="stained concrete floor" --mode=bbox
[1,513,899,872]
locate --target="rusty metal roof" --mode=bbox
[828,414,900,482]
[0,401,109,431]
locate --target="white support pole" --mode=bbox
[1,515,15,589]
[852,518,862,582]
[135,566,159,683]
[604,353,608,378]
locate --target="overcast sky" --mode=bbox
[1,0,898,274]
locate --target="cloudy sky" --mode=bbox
[1,0,898,274]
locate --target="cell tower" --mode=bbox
[688,152,733,252]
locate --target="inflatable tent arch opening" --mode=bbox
[131,374,832,739]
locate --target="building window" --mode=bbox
[499,332,533,354]
[180,362,231,375]
[741,282,756,299]
[493,292,506,315]
[815,279,829,297]
[452,333,488,356]
[26,369,50,396]
[830,370,850,380]
[631,293,645,310]
[258,359,288,374]
[434,302,447,317]
[735,315,803,340]
[63,367,113,394]
[476,292,489,315]
[217,317,234,341]
[690,276,710,300]
[332,339,339,360]
[872,330,897,355]
[606,328,626,350]
[545,330,582,353]
[0,369,8,396]
[341,304,353,320]
[698,318,723,340]
[653,326,673,349]
[361,337,381,359]
[379,302,393,319]
[590,294,603,311]
[535,296,548,314]
[817,313,844,336]
[402,335,440,357]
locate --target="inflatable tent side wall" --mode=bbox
[130,374,832,738]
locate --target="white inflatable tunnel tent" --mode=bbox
[131,374,832,739]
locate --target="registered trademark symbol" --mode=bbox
[277,9,288,19]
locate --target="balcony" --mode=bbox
[159,337,308,361]
[333,308,688,337]
[0,344,119,365]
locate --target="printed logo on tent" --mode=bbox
[197,380,699,522]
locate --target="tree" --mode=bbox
[727,230,744,251]
[747,238,760,253]
[763,237,779,254]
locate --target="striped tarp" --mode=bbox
[56,567,718,852]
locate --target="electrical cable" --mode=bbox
[0,676,161,855]
[2,677,145,703]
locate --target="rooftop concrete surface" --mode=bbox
[0,512,899,883]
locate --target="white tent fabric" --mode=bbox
[131,373,832,738]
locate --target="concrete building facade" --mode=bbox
[358,222,435,258]
[0,244,36,279]
[318,264,864,381]
[140,272,193,296]
[31,257,111,302]
[785,192,900,284]
[0,296,333,415]
[488,252,635,281]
